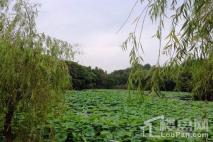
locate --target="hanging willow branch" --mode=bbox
[121,0,213,99]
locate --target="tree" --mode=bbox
[123,0,213,100]
[66,61,97,90]
[93,67,108,89]
[0,0,73,141]
[143,64,151,70]
[107,68,130,89]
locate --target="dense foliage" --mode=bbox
[0,0,73,141]
[47,90,213,141]
[66,62,107,90]
[66,62,198,93]
[123,0,213,100]
[0,0,212,141]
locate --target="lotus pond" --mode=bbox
[47,90,213,142]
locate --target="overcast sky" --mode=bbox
[34,0,168,72]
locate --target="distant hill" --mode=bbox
[65,61,131,90]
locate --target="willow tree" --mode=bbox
[0,0,74,141]
[123,0,213,100]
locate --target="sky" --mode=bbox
[34,0,168,73]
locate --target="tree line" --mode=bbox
[66,61,195,93]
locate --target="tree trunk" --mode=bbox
[3,98,15,142]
